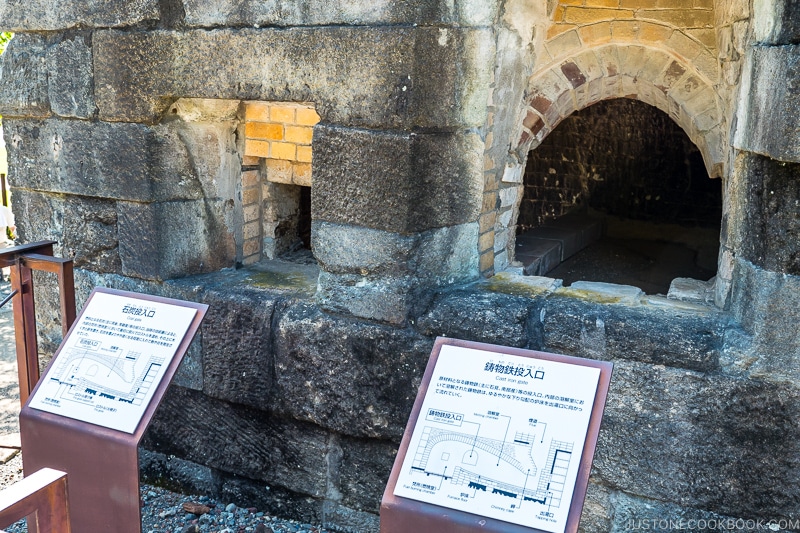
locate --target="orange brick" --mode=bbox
[611,20,640,40]
[246,122,283,141]
[270,105,296,124]
[270,141,296,160]
[244,101,270,122]
[579,22,613,45]
[297,145,313,163]
[553,5,566,22]
[479,250,494,273]
[295,106,321,126]
[244,139,270,158]
[242,155,262,166]
[293,162,312,186]
[285,125,313,145]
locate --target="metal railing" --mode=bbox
[0,468,70,533]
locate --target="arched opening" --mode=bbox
[515,99,721,295]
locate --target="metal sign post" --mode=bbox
[380,337,613,533]
[19,287,208,533]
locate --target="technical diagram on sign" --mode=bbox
[28,291,198,433]
[393,344,601,533]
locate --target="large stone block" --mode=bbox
[542,295,724,372]
[273,302,433,439]
[182,0,497,27]
[728,259,800,381]
[198,288,280,408]
[335,435,397,514]
[0,34,50,117]
[47,34,95,119]
[416,288,538,348]
[753,0,800,45]
[117,198,235,280]
[594,361,800,519]
[143,386,332,498]
[737,153,800,275]
[735,45,800,163]
[312,125,483,233]
[93,27,488,129]
[3,119,205,202]
[0,0,158,30]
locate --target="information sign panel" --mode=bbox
[382,338,612,533]
[28,291,198,433]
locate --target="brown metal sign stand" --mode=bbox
[18,287,208,533]
[380,337,613,533]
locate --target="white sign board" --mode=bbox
[393,344,601,533]
[28,291,198,433]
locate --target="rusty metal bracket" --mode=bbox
[0,241,76,405]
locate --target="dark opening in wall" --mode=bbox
[298,186,311,250]
[516,99,722,294]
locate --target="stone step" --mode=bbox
[515,214,604,276]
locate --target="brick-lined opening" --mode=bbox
[241,101,320,264]
[516,98,721,294]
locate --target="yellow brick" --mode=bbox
[559,0,582,5]
[265,159,293,184]
[479,250,494,273]
[270,141,296,160]
[553,5,566,22]
[243,239,260,257]
[579,22,613,45]
[244,101,270,122]
[296,145,313,163]
[611,20,640,40]
[243,204,259,223]
[242,155,262,166]
[585,0,619,6]
[246,122,283,141]
[270,105,296,124]
[242,186,259,205]
[295,106,321,126]
[635,9,713,28]
[244,139,270,158]
[293,162,312,187]
[639,22,673,43]
[285,125,313,145]
[620,0,656,7]
[686,28,717,49]
[241,169,259,188]
[545,29,582,59]
[564,7,634,25]
[548,23,579,40]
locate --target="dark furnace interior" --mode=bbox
[516,98,722,294]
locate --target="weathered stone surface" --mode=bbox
[117,199,235,280]
[313,125,483,233]
[753,0,800,45]
[416,288,537,348]
[595,361,800,519]
[336,435,397,513]
[738,153,800,275]
[47,35,95,118]
[0,0,159,30]
[735,45,800,163]
[578,481,612,533]
[0,34,51,117]
[182,0,497,27]
[3,119,205,202]
[144,386,331,498]
[542,295,724,372]
[729,259,800,381]
[93,27,488,129]
[11,190,120,272]
[273,302,432,438]
[199,288,279,408]
[139,449,218,496]
[316,271,416,326]
[219,475,325,527]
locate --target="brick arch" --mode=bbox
[517,43,725,178]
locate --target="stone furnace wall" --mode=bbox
[1,0,800,531]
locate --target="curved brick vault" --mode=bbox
[517,23,725,179]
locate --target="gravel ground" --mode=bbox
[0,451,336,533]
